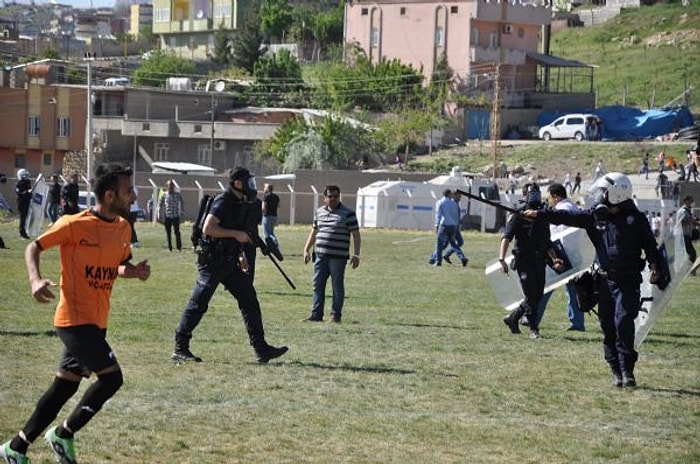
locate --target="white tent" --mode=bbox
[357,166,513,232]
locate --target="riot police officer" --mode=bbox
[171,167,288,364]
[524,173,660,388]
[499,183,564,339]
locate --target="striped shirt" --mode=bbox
[313,202,358,259]
[159,191,184,219]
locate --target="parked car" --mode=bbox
[78,191,96,210]
[538,113,601,141]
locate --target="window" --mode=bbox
[361,8,368,15]
[28,116,40,136]
[154,143,169,161]
[518,28,525,38]
[435,27,444,47]
[489,29,499,48]
[194,124,202,133]
[471,28,480,46]
[15,153,26,168]
[57,118,70,137]
[451,6,459,14]
[370,27,379,47]
[43,153,52,166]
[400,7,406,16]
[198,144,211,165]
[142,122,150,131]
[154,7,170,23]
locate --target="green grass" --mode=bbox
[0,220,698,463]
[551,2,700,111]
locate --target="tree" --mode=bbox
[212,23,231,66]
[131,50,195,87]
[260,0,293,43]
[251,48,307,106]
[231,6,266,74]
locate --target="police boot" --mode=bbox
[610,365,623,388]
[172,336,202,363]
[503,308,524,334]
[254,342,289,364]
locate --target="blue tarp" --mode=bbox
[538,106,695,141]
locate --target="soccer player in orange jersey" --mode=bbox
[1,164,151,464]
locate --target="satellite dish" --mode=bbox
[214,80,225,93]
[196,10,204,19]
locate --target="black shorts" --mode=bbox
[56,325,118,378]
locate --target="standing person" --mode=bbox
[651,211,662,239]
[657,151,666,171]
[127,187,140,247]
[442,190,469,267]
[563,172,572,193]
[60,173,80,216]
[158,179,184,252]
[15,169,32,239]
[302,185,361,323]
[533,183,585,332]
[499,183,564,339]
[594,159,604,180]
[0,164,151,464]
[640,153,650,179]
[262,183,283,260]
[524,173,660,388]
[171,167,288,363]
[47,175,62,225]
[571,172,582,194]
[678,195,698,275]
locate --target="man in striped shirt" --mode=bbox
[302,185,361,323]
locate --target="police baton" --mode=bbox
[455,189,520,215]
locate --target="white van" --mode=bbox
[538,113,601,141]
[104,77,130,87]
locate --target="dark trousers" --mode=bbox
[515,254,546,329]
[175,258,265,348]
[597,278,640,375]
[683,235,697,264]
[164,216,182,251]
[128,211,138,243]
[18,197,30,237]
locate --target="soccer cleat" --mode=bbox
[0,441,31,464]
[171,347,202,363]
[256,344,288,364]
[45,426,77,464]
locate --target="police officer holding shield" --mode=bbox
[524,173,660,388]
[171,167,288,364]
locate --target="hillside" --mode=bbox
[551,2,700,112]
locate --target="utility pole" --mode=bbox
[84,52,95,201]
[491,0,508,182]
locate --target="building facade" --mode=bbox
[152,0,252,60]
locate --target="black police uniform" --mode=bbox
[502,207,553,334]
[15,177,32,238]
[539,200,659,382]
[173,186,285,362]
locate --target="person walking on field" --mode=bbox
[571,172,582,194]
[171,167,288,363]
[262,183,283,260]
[159,179,184,252]
[524,173,660,388]
[0,164,151,464]
[14,169,32,239]
[677,195,699,275]
[302,185,361,323]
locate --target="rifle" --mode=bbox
[242,199,296,290]
[246,229,296,290]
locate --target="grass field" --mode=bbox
[0,219,698,463]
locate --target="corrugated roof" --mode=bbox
[526,51,597,68]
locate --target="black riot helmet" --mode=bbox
[523,183,542,209]
[229,167,258,200]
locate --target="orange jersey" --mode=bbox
[36,209,132,329]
